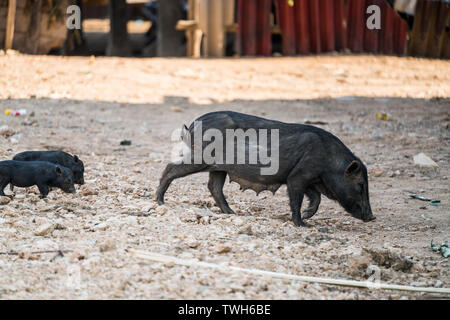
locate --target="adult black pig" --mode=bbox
[13,150,84,185]
[156,111,375,227]
[0,160,76,198]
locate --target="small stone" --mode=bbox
[413,153,438,167]
[215,245,232,254]
[186,240,200,248]
[99,242,116,252]
[141,203,157,212]
[171,106,183,113]
[0,196,11,205]
[238,225,253,235]
[34,223,55,236]
[81,187,98,196]
[156,206,168,215]
[233,218,245,226]
[318,226,329,233]
[373,169,383,177]
[71,251,86,260]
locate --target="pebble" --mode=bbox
[186,240,200,248]
[373,169,383,177]
[34,223,55,236]
[215,245,232,254]
[0,196,11,205]
[93,222,109,231]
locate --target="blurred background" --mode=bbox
[0,0,448,59]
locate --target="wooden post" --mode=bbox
[25,0,42,54]
[276,0,296,56]
[347,0,364,53]
[437,1,450,59]
[320,0,335,52]
[5,0,17,50]
[308,0,321,53]
[207,0,224,56]
[107,0,131,56]
[238,0,257,56]
[294,0,310,54]
[224,0,235,27]
[256,0,271,56]
[334,0,347,51]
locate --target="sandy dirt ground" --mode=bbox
[0,52,449,299]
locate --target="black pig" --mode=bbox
[156,111,375,227]
[13,150,84,185]
[0,160,76,198]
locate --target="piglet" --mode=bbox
[0,160,76,198]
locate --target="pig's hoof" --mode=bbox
[302,209,316,220]
[293,216,309,228]
[222,208,235,214]
[156,193,164,205]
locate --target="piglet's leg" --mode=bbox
[156,163,206,205]
[208,171,234,214]
[302,188,321,220]
[37,184,49,199]
[0,177,10,196]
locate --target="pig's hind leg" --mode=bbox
[156,163,207,205]
[302,188,321,220]
[208,171,235,214]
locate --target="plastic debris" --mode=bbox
[431,241,449,258]
[375,112,393,121]
[413,153,438,167]
[120,140,132,146]
[410,194,431,201]
[429,200,441,207]
[4,109,27,116]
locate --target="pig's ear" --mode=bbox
[74,155,79,163]
[345,160,361,176]
[55,166,62,175]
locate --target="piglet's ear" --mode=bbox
[74,155,79,162]
[345,160,361,176]
[55,166,62,175]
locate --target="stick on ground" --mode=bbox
[127,249,450,295]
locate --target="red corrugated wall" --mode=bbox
[237,0,409,56]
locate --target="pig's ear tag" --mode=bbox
[55,166,62,175]
[345,160,361,176]
[74,155,79,163]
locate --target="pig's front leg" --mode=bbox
[302,188,321,220]
[208,171,235,214]
[37,183,49,199]
[287,181,307,227]
[0,177,9,196]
